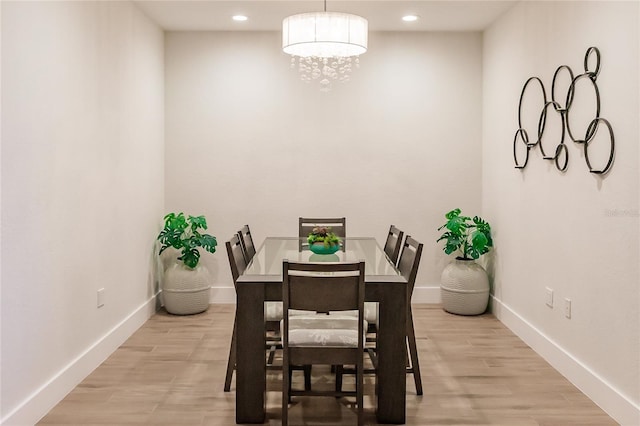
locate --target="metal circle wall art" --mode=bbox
[518,76,547,148]
[565,73,600,144]
[551,65,574,112]
[513,47,615,175]
[537,101,564,159]
[584,46,601,78]
[584,118,615,174]
[513,128,530,169]
[555,143,569,172]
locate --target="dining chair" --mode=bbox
[383,225,404,266]
[237,224,256,264]
[335,235,424,396]
[397,235,424,395]
[298,217,346,250]
[224,234,246,392]
[224,234,286,392]
[359,225,405,336]
[282,260,366,426]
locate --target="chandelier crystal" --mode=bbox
[282,8,368,91]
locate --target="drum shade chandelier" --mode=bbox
[282,1,368,91]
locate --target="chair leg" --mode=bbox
[335,365,343,393]
[283,361,289,426]
[303,365,312,391]
[267,344,277,365]
[405,340,411,367]
[357,361,364,426]
[407,306,423,395]
[366,348,378,369]
[224,313,237,392]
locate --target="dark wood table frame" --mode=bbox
[235,238,407,424]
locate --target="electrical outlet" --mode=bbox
[97,288,105,308]
[564,298,571,319]
[545,287,554,308]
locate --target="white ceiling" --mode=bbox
[134,1,518,32]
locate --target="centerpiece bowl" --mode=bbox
[307,226,341,255]
[309,242,340,255]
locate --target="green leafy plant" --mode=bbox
[307,226,341,247]
[157,212,217,269]
[437,208,492,260]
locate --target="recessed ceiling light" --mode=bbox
[232,15,248,22]
[402,15,419,22]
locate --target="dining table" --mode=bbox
[234,237,408,424]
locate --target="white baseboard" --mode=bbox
[1,295,160,426]
[491,296,640,426]
[411,285,441,303]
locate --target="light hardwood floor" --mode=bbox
[39,304,616,425]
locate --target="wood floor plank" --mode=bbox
[38,304,616,425]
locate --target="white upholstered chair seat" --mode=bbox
[331,302,379,327]
[265,302,312,321]
[288,328,359,348]
[364,302,378,326]
[283,314,368,348]
[265,302,283,322]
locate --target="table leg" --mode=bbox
[235,284,266,424]
[376,285,407,424]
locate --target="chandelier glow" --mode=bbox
[282,10,368,91]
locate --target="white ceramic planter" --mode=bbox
[163,262,211,315]
[440,258,489,316]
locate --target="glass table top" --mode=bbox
[241,237,402,280]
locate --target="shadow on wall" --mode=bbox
[150,240,166,309]
[481,240,499,304]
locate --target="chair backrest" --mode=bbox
[397,236,423,298]
[237,224,256,264]
[383,225,404,266]
[298,217,346,239]
[283,261,364,314]
[226,234,248,286]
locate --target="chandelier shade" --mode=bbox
[282,12,368,58]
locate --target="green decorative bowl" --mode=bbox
[309,242,340,255]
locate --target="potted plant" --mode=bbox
[307,226,341,255]
[157,212,217,315]
[437,208,493,315]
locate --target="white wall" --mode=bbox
[483,1,639,424]
[165,31,483,301]
[1,2,165,424]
